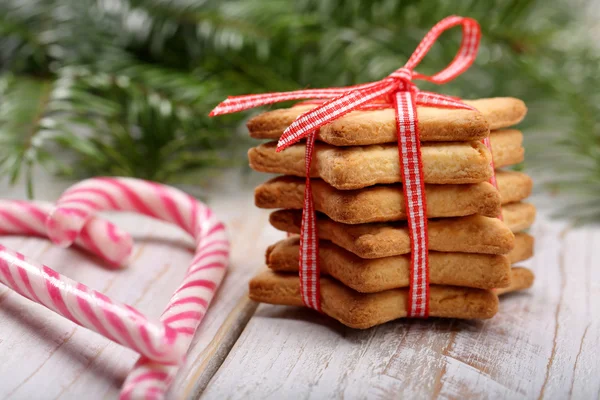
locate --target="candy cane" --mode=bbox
[0,244,189,362]
[0,200,133,266]
[45,177,229,398]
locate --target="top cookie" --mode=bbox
[247,97,527,146]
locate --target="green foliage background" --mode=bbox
[0,0,598,221]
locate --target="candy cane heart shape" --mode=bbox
[40,177,229,367]
[0,200,133,266]
[0,244,187,360]
[0,177,228,368]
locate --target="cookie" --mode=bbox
[266,237,511,292]
[249,130,523,189]
[509,233,534,263]
[256,170,532,224]
[502,202,536,232]
[497,170,533,204]
[247,97,527,146]
[495,267,535,296]
[249,270,499,328]
[269,204,534,259]
[276,230,532,265]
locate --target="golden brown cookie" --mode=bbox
[247,98,527,146]
[509,233,534,263]
[249,131,523,189]
[275,231,532,264]
[266,237,511,292]
[256,170,531,224]
[497,170,534,204]
[249,270,499,328]
[269,204,534,259]
[495,267,535,296]
[503,202,536,232]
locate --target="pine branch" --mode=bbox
[0,0,55,75]
[0,0,598,224]
[48,70,236,183]
[0,75,55,197]
[520,48,600,223]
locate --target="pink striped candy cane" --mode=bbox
[0,244,184,362]
[45,177,229,398]
[0,200,133,266]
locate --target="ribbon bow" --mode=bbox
[211,16,490,318]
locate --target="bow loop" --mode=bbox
[209,15,480,121]
[407,16,480,84]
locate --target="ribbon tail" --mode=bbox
[298,132,321,311]
[209,90,339,116]
[416,91,475,110]
[408,16,480,84]
[277,81,397,151]
[393,90,430,318]
[209,81,391,116]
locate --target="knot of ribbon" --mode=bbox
[211,16,496,318]
[387,67,413,82]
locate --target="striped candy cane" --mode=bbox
[0,177,228,369]
[0,200,133,266]
[44,177,229,398]
[0,244,186,362]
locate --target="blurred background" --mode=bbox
[0,0,598,222]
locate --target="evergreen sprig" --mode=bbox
[0,0,598,222]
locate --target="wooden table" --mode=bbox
[0,175,598,400]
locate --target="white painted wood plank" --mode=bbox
[2,170,599,399]
[201,213,600,400]
[0,214,193,399]
[167,194,284,399]
[543,226,600,399]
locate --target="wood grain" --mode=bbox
[201,213,600,400]
[1,174,599,400]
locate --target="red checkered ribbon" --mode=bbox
[211,16,496,317]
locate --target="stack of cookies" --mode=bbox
[247,98,535,328]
